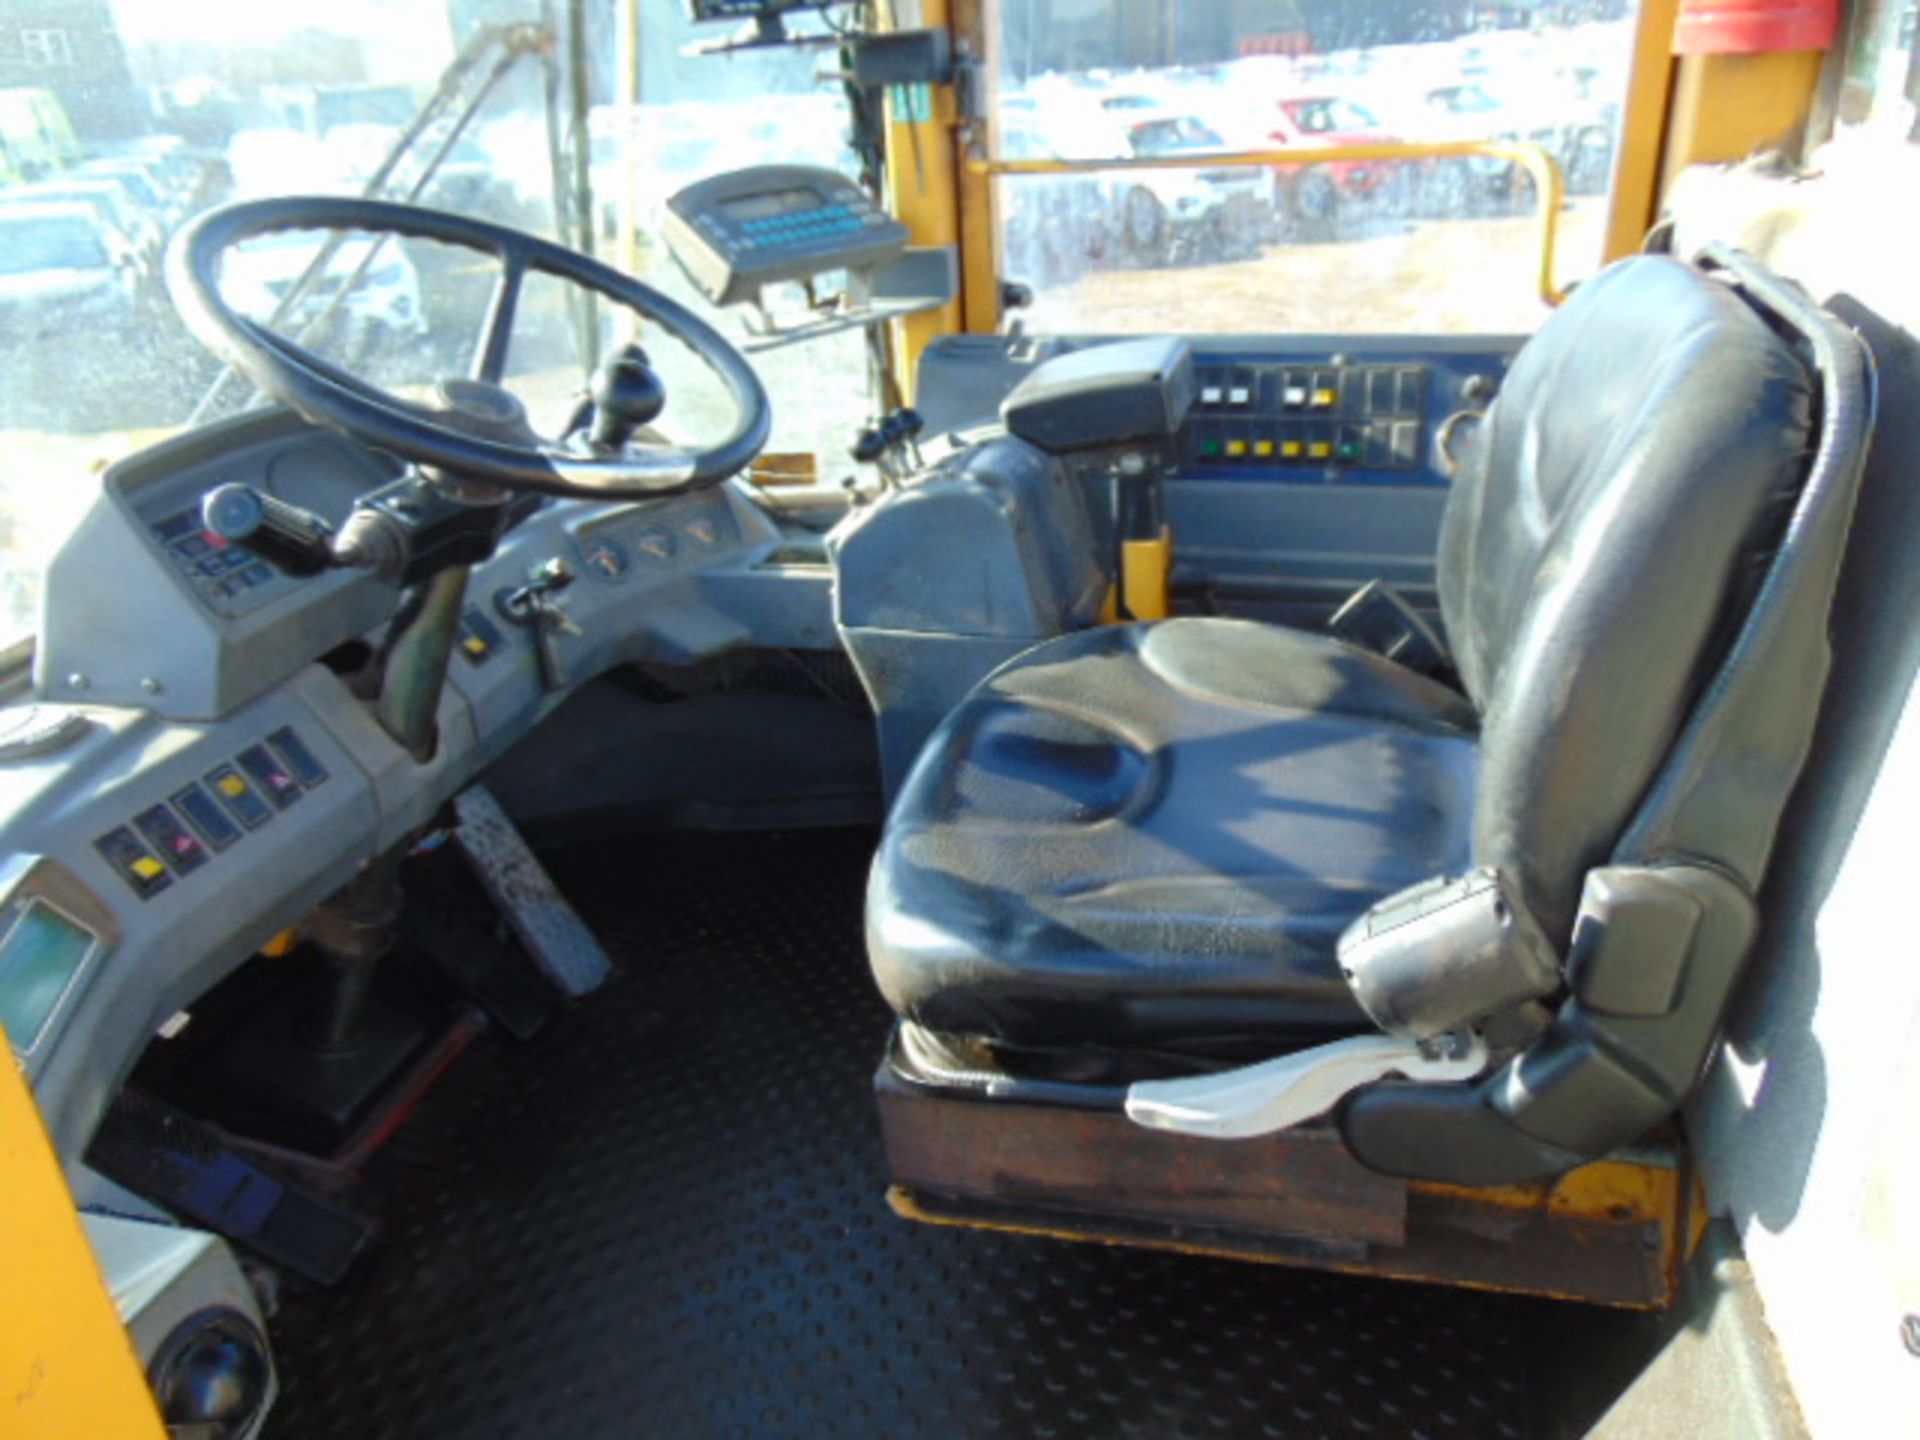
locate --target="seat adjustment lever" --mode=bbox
[1124,1030,1487,1140]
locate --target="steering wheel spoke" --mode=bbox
[169,197,771,499]
[471,248,527,385]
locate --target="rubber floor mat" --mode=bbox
[265,829,1623,1440]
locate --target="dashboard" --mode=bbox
[8,406,834,1195]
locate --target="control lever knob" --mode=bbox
[201,483,336,576]
[589,344,667,450]
[850,407,925,464]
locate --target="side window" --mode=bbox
[989,1,1646,335]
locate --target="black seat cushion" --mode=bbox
[869,619,1478,1052]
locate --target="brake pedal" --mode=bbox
[451,784,611,997]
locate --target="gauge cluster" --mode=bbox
[573,494,741,583]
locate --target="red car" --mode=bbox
[1265,96,1401,225]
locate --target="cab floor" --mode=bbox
[266,828,1637,1440]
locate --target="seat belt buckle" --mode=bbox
[1328,579,1453,682]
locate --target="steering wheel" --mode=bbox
[168,196,772,499]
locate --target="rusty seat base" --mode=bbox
[878,1061,1693,1309]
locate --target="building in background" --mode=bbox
[0,0,142,140]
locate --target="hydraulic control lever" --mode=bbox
[849,407,924,492]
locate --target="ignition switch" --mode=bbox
[497,557,583,690]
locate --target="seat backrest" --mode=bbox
[1438,256,1816,945]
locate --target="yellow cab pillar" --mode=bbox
[0,1026,166,1438]
[1606,0,1839,260]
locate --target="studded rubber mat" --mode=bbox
[265,829,1634,1440]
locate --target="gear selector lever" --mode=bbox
[202,483,337,576]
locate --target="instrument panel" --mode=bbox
[914,332,1515,490]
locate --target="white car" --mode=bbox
[1052,106,1268,265]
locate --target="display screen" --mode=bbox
[0,900,94,1054]
[720,187,822,224]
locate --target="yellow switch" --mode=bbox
[1308,441,1333,459]
[1281,440,1303,459]
[131,856,166,881]
[1225,440,1248,458]
[1253,439,1275,458]
[216,774,247,798]
[1312,388,1337,408]
[462,636,489,656]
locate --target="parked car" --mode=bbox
[0,202,141,342]
[78,155,191,223]
[1399,80,1616,211]
[1263,95,1406,228]
[997,116,1112,287]
[1063,108,1268,266]
[11,178,164,272]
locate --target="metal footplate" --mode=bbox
[1125,1030,1487,1139]
[452,784,612,997]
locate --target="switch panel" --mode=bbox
[1184,360,1434,480]
[206,764,273,830]
[95,826,172,900]
[132,804,209,876]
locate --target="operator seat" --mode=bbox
[866,252,1872,1184]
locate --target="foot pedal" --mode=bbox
[88,1089,376,1285]
[452,784,611,997]
[403,844,565,1040]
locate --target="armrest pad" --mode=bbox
[1000,337,1195,454]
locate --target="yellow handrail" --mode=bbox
[966,139,1569,308]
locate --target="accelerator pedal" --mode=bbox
[88,1089,375,1285]
[452,784,611,997]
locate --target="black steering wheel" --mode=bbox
[168,196,772,499]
